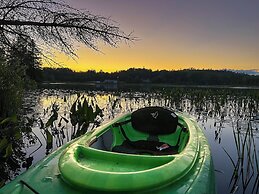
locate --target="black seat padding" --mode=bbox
[131,107,178,135]
[112,107,181,155]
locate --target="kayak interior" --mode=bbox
[58,107,195,192]
[90,107,190,156]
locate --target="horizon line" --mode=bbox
[42,66,259,74]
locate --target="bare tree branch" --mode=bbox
[0,0,134,59]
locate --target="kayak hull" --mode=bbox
[0,112,215,194]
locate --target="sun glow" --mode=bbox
[43,1,259,72]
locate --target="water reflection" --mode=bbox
[0,86,258,193]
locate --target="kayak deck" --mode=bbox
[75,146,174,172]
[0,110,215,194]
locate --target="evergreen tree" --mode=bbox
[7,36,41,83]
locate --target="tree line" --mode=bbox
[41,68,259,86]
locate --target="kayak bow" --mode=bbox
[0,107,215,194]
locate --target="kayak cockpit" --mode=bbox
[91,107,190,155]
[58,108,199,192]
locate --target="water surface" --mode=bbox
[2,85,259,193]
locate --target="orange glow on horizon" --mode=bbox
[42,42,259,73]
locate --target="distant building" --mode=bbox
[103,80,118,84]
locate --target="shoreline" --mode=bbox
[40,82,259,90]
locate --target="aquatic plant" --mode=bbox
[0,86,258,193]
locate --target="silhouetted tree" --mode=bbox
[41,68,259,86]
[7,36,41,82]
[0,0,133,59]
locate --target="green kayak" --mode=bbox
[0,107,215,194]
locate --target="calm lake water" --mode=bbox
[2,84,259,193]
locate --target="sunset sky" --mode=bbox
[49,0,259,72]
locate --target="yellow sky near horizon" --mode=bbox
[43,1,259,73]
[43,40,258,73]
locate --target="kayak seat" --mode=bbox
[131,106,179,135]
[112,107,186,155]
